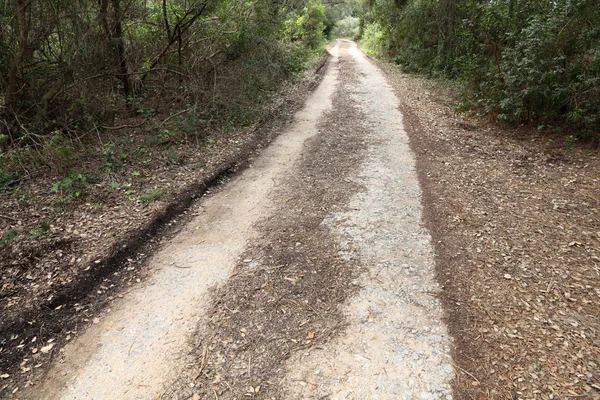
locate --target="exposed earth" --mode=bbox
[2,39,600,400]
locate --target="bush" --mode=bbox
[363,0,600,139]
[50,173,89,199]
[139,189,166,203]
[331,16,360,39]
[360,23,387,57]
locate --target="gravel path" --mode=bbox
[23,41,454,400]
[283,41,453,400]
[24,47,339,400]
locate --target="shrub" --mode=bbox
[360,23,387,57]
[331,17,360,39]
[50,173,89,198]
[139,189,166,203]
[363,0,600,139]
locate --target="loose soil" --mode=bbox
[4,38,599,400]
[379,61,600,398]
[161,41,453,400]
[160,41,372,400]
[0,54,328,398]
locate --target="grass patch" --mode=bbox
[139,189,166,203]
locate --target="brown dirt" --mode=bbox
[0,55,329,398]
[160,50,370,400]
[378,61,600,399]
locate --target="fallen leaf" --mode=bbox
[40,344,54,353]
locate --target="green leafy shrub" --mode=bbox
[282,0,326,49]
[331,16,360,39]
[51,173,89,198]
[0,229,18,250]
[103,142,129,172]
[139,189,166,203]
[30,221,50,240]
[360,23,387,57]
[45,131,74,165]
[364,0,600,139]
[0,171,19,191]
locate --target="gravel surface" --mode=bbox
[18,46,339,400]
[379,51,600,398]
[17,41,457,400]
[283,41,453,400]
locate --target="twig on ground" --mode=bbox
[452,362,480,384]
[100,121,146,131]
[162,107,194,126]
[194,344,209,381]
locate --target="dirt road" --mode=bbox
[24,40,453,399]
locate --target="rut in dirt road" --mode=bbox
[23,40,453,400]
[163,40,454,399]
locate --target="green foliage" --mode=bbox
[360,23,387,57]
[1,0,328,177]
[362,0,600,139]
[0,229,18,250]
[157,129,178,146]
[139,189,166,203]
[51,173,89,198]
[281,0,326,49]
[30,221,50,240]
[175,105,209,134]
[45,131,74,165]
[103,142,128,172]
[323,0,363,38]
[331,17,360,39]
[0,171,19,191]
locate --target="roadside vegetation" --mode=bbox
[0,0,327,389]
[357,0,600,141]
[1,0,326,185]
[0,0,326,266]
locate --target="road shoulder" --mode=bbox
[380,59,600,398]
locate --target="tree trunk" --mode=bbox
[99,0,111,39]
[163,0,171,39]
[7,0,29,98]
[111,0,131,98]
[438,0,457,65]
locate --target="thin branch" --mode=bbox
[99,121,146,131]
[161,107,195,126]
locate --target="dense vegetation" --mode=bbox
[0,0,325,186]
[359,0,600,139]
